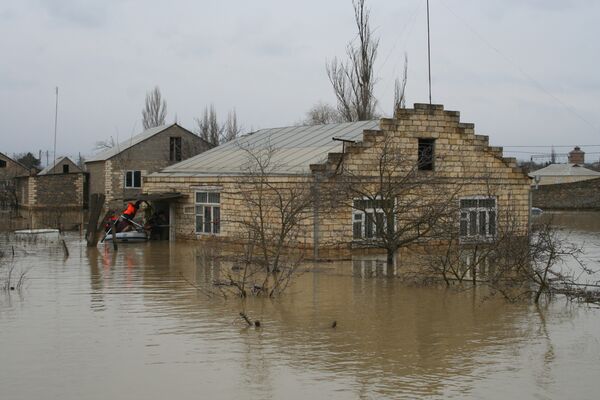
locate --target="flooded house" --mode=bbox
[0,152,32,218]
[85,123,213,210]
[143,104,531,257]
[13,156,88,229]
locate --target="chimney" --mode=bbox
[568,146,584,165]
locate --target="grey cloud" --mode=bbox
[37,0,109,28]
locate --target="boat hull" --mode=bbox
[103,231,148,242]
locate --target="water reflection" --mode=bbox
[0,219,599,399]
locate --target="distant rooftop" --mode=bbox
[529,163,600,178]
[87,123,178,162]
[38,156,81,175]
[153,120,380,177]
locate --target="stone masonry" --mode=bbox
[144,104,532,253]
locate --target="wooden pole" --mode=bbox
[86,193,105,247]
[111,219,118,250]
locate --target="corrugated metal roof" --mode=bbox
[87,124,176,162]
[154,120,379,176]
[529,163,600,177]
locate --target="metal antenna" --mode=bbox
[53,86,59,169]
[426,0,432,104]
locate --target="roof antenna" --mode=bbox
[53,86,59,169]
[426,0,432,104]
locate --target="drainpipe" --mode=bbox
[312,173,321,260]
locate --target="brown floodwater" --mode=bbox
[1,212,600,399]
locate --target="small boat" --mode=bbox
[14,228,60,242]
[103,231,148,242]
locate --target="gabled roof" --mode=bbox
[38,156,82,175]
[0,152,32,173]
[153,120,380,176]
[87,123,198,162]
[529,163,600,178]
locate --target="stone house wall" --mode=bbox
[144,104,531,252]
[87,125,211,209]
[532,177,600,210]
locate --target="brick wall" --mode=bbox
[87,125,211,208]
[532,177,600,210]
[145,104,531,250]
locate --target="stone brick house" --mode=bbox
[0,152,31,214]
[14,156,88,229]
[144,104,531,256]
[85,123,212,209]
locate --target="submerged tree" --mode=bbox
[217,143,314,297]
[142,86,167,130]
[334,134,462,267]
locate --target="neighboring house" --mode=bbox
[529,147,600,186]
[14,156,89,229]
[85,123,212,208]
[530,147,600,209]
[38,156,83,175]
[0,152,31,213]
[144,104,531,253]
[529,164,600,186]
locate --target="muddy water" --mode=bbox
[1,213,600,399]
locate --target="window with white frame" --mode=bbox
[195,191,220,234]
[459,197,497,241]
[125,170,141,188]
[352,198,392,240]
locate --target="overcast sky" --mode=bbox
[1,0,599,163]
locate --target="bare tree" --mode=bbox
[302,102,344,125]
[142,86,167,130]
[327,0,379,122]
[195,105,222,146]
[222,109,243,143]
[93,136,116,152]
[334,135,462,267]
[393,54,408,113]
[216,143,314,297]
[196,105,242,145]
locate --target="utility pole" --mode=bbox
[426,0,432,104]
[53,87,59,169]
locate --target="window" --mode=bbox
[62,164,69,173]
[418,138,435,171]
[459,197,497,241]
[352,198,392,240]
[170,137,182,162]
[125,170,142,188]
[0,160,6,168]
[195,191,220,234]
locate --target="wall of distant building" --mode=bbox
[532,177,600,210]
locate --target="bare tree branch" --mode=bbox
[142,86,167,130]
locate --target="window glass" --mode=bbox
[418,138,435,171]
[195,190,221,235]
[352,198,391,240]
[459,197,497,241]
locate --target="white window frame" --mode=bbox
[195,190,221,235]
[352,197,391,240]
[124,170,142,189]
[459,196,497,242]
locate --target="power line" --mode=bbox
[436,0,599,134]
[503,144,600,148]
